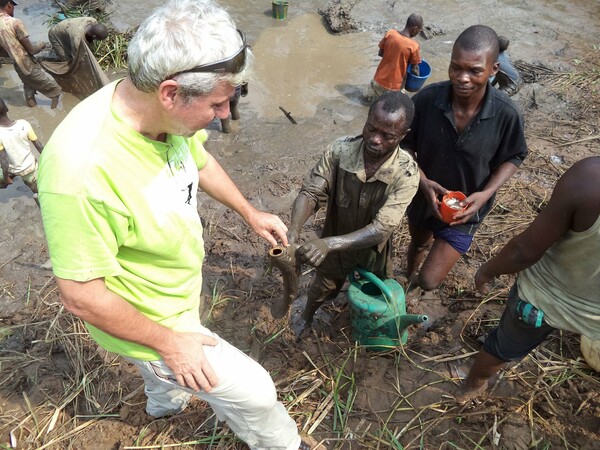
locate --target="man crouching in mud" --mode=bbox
[280,91,419,335]
[38,0,323,448]
[455,157,600,404]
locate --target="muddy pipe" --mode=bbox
[268,244,301,319]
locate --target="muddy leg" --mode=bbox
[293,274,344,337]
[406,220,433,289]
[230,95,240,120]
[454,349,506,404]
[220,117,232,134]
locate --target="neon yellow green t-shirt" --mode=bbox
[38,81,209,360]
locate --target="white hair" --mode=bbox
[127,0,252,96]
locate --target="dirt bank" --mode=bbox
[1,0,599,449]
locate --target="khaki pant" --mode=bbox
[124,324,300,450]
[14,63,62,101]
[0,161,38,193]
[363,79,405,103]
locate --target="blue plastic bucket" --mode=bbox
[405,60,431,92]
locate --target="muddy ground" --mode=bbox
[1,0,599,449]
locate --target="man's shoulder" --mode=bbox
[331,135,362,151]
[15,118,32,128]
[489,86,523,118]
[412,81,449,107]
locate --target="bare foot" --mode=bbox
[291,317,312,342]
[454,381,488,405]
[26,97,37,108]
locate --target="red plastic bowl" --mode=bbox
[440,191,467,224]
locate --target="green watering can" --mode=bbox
[348,267,428,351]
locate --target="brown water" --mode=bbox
[2,0,599,204]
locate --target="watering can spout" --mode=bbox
[398,314,429,334]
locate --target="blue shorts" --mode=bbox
[483,283,555,361]
[433,225,474,254]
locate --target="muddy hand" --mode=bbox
[297,238,330,267]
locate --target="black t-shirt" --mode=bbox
[402,81,528,234]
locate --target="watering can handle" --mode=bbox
[353,267,395,303]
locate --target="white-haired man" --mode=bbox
[39,1,322,449]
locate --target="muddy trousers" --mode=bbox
[304,273,346,322]
[14,64,61,101]
[124,325,300,450]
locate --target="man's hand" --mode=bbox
[419,178,448,221]
[246,210,289,247]
[450,191,490,225]
[297,238,331,267]
[474,265,495,295]
[159,331,219,392]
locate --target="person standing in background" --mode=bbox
[363,13,423,102]
[0,0,62,108]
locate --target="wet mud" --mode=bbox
[1,0,600,449]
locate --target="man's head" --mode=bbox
[498,35,510,53]
[405,14,423,38]
[127,0,251,101]
[449,25,500,99]
[0,0,17,16]
[363,91,414,159]
[0,98,8,118]
[85,23,109,42]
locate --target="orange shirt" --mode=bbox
[374,30,421,90]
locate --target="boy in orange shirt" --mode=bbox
[363,13,423,102]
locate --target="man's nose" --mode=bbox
[370,133,382,144]
[457,71,469,83]
[215,103,231,120]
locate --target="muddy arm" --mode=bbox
[288,191,318,244]
[297,224,388,267]
[19,36,45,56]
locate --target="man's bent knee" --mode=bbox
[418,272,443,291]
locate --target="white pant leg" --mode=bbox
[124,357,192,418]
[125,326,300,450]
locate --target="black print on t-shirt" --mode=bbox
[184,182,193,205]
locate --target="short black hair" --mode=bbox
[454,25,499,63]
[498,35,510,53]
[0,0,16,9]
[406,13,423,29]
[369,91,415,127]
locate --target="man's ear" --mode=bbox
[491,61,500,76]
[158,80,179,110]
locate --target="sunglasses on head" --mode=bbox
[167,29,248,79]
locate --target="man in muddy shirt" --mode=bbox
[38,1,321,449]
[402,25,527,293]
[286,91,419,332]
[41,17,109,99]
